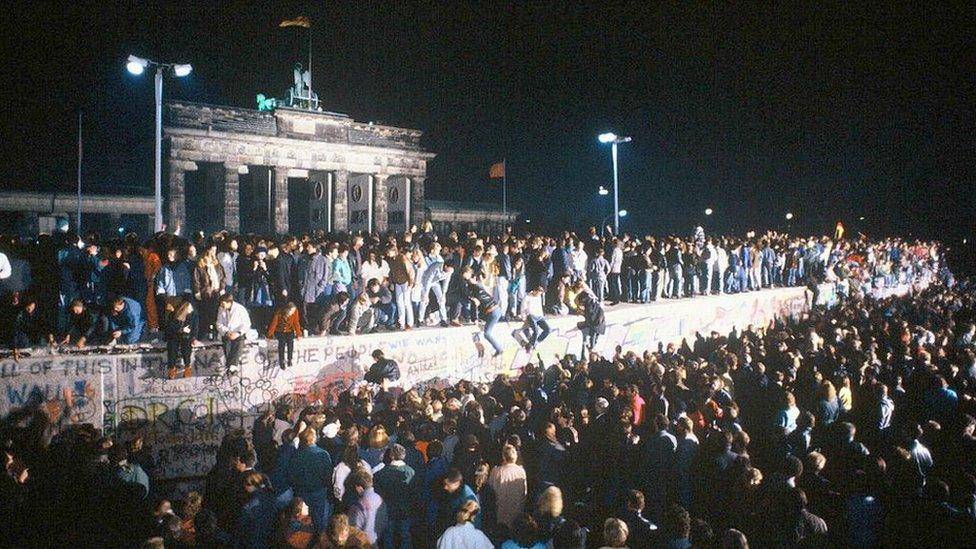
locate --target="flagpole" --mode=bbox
[76,110,82,231]
[307,24,312,108]
[502,159,507,223]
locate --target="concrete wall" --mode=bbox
[0,287,816,488]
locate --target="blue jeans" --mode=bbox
[375,302,395,326]
[520,314,550,348]
[669,267,683,298]
[592,278,607,304]
[608,273,621,303]
[725,268,739,293]
[639,271,652,303]
[382,517,413,549]
[394,283,413,328]
[483,307,503,354]
[494,277,509,319]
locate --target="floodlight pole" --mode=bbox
[308,27,313,107]
[611,142,619,235]
[76,111,82,231]
[154,66,163,233]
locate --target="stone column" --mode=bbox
[223,163,241,232]
[167,158,186,232]
[273,168,289,234]
[22,212,40,236]
[411,176,426,228]
[333,170,349,232]
[373,174,388,234]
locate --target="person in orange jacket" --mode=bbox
[267,302,301,370]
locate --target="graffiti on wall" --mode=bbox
[0,286,818,486]
[0,357,105,427]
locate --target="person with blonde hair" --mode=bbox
[816,380,841,426]
[179,491,203,545]
[436,500,493,549]
[163,297,197,379]
[192,242,226,339]
[489,444,527,528]
[363,424,390,468]
[600,517,629,548]
[316,513,371,548]
[534,485,566,540]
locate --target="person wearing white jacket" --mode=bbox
[216,294,251,374]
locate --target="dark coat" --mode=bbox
[578,295,606,335]
[365,358,401,384]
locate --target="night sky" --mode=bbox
[1,2,973,241]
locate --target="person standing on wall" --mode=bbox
[575,291,605,355]
[461,266,504,358]
[389,244,416,330]
[274,237,299,309]
[297,241,328,334]
[267,301,301,371]
[608,239,623,306]
[192,243,226,341]
[154,245,192,325]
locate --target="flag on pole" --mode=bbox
[489,161,505,179]
[279,16,311,28]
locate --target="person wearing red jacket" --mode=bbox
[267,302,301,370]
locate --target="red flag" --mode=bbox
[489,161,505,179]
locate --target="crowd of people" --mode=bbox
[0,220,966,548]
[0,222,941,370]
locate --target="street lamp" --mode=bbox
[126,54,192,232]
[705,208,713,216]
[600,209,627,237]
[597,132,631,235]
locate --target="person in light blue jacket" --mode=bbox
[155,247,192,298]
[420,243,453,326]
[331,245,353,293]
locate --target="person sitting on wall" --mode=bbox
[364,349,400,386]
[163,297,198,380]
[216,293,252,376]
